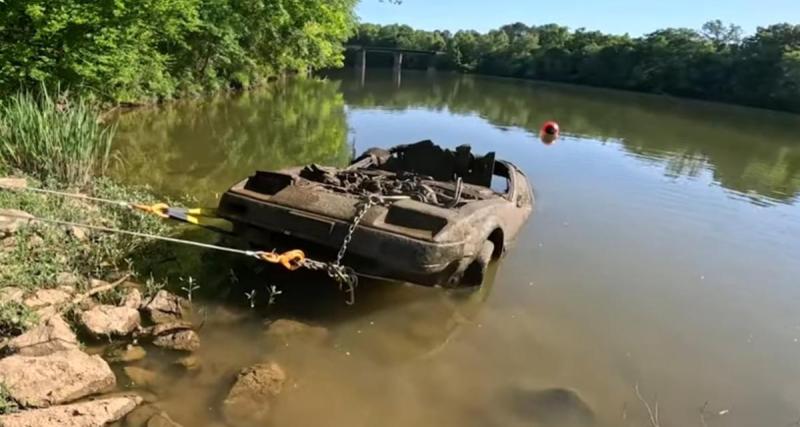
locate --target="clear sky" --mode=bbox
[356,0,798,36]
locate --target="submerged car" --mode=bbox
[217,140,534,287]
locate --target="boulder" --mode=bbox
[0,286,24,305]
[122,288,143,309]
[264,319,329,344]
[80,305,140,336]
[104,344,147,363]
[222,362,286,426]
[0,350,115,407]
[24,288,73,309]
[0,209,32,237]
[0,177,28,189]
[153,330,200,352]
[0,395,141,427]
[142,291,190,324]
[7,314,79,356]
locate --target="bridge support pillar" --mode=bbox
[393,52,404,87]
[354,48,366,86]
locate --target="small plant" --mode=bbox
[180,276,200,303]
[266,284,283,306]
[0,384,19,415]
[245,289,257,309]
[143,275,167,299]
[0,301,39,337]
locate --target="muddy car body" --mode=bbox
[217,141,534,287]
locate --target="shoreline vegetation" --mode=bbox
[348,21,800,113]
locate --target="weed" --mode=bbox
[0,89,114,190]
[0,383,19,415]
[0,301,38,337]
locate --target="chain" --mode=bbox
[335,195,378,265]
[300,194,408,306]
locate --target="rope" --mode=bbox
[0,184,132,208]
[0,211,299,266]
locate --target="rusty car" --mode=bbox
[217,140,533,288]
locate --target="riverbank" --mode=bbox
[0,176,337,426]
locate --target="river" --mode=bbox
[112,70,800,427]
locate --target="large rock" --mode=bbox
[0,350,115,407]
[264,319,329,345]
[0,395,141,427]
[7,314,79,356]
[80,305,140,336]
[142,291,190,324]
[222,362,286,426]
[152,330,200,352]
[0,209,32,237]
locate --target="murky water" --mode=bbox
[113,70,800,427]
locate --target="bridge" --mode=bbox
[345,45,445,86]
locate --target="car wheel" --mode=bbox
[458,240,495,287]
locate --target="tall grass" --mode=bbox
[0,89,115,189]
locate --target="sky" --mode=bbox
[356,0,798,36]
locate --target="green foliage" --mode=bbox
[0,383,19,415]
[0,301,38,337]
[349,21,800,113]
[0,178,171,291]
[0,0,359,102]
[0,89,114,190]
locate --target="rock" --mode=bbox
[264,319,329,344]
[123,367,161,390]
[0,209,32,237]
[104,344,147,363]
[505,387,595,427]
[0,177,28,189]
[7,314,79,356]
[173,355,200,371]
[24,288,73,309]
[153,330,200,352]
[0,286,24,305]
[143,291,191,324]
[55,272,81,287]
[68,225,89,242]
[0,350,115,407]
[150,321,193,337]
[80,305,141,336]
[147,411,183,427]
[222,362,286,426]
[122,288,143,309]
[0,395,142,427]
[124,404,161,427]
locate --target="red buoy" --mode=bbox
[540,121,560,145]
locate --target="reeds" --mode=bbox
[0,88,114,189]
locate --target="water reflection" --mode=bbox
[113,78,352,202]
[333,70,800,205]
